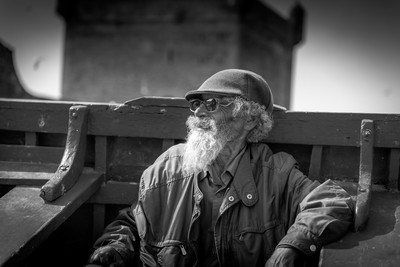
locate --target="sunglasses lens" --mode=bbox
[189,98,220,112]
[189,100,201,112]
[204,98,218,111]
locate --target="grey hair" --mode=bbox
[223,96,273,143]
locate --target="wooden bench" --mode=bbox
[1,97,399,266]
[0,100,103,266]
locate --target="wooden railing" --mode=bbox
[0,97,399,266]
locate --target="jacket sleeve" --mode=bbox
[275,155,355,257]
[91,206,140,264]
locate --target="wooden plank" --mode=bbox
[0,169,103,266]
[388,148,400,190]
[88,181,139,205]
[0,145,64,163]
[0,161,59,173]
[40,106,88,202]
[0,171,52,186]
[268,112,400,148]
[95,136,107,174]
[1,98,400,147]
[0,108,69,133]
[354,120,374,231]
[0,161,58,186]
[308,145,323,182]
[92,136,108,240]
[162,139,175,152]
[320,190,400,267]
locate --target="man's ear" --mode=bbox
[244,117,257,131]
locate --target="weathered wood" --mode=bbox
[320,190,400,267]
[1,98,400,148]
[92,136,108,240]
[95,136,108,174]
[124,96,189,107]
[0,169,103,266]
[388,148,400,190]
[0,161,58,185]
[0,171,52,186]
[354,119,374,231]
[88,181,139,205]
[0,145,64,163]
[162,139,175,152]
[92,204,106,241]
[24,132,37,145]
[0,161,59,173]
[269,112,400,148]
[308,145,323,182]
[40,106,88,202]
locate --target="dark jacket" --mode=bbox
[92,143,354,266]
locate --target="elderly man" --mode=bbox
[87,69,354,267]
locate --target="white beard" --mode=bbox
[182,116,238,175]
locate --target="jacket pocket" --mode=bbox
[156,242,195,267]
[233,220,285,263]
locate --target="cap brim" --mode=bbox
[185,90,243,101]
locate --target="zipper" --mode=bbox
[239,233,244,241]
[179,244,187,255]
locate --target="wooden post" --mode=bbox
[40,106,88,202]
[354,119,374,231]
[388,148,400,190]
[25,132,37,146]
[92,136,108,241]
[308,145,323,182]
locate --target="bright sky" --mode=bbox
[0,0,63,99]
[1,0,399,113]
[267,0,400,113]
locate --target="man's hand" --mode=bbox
[88,245,126,267]
[265,247,307,267]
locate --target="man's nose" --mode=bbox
[194,103,208,118]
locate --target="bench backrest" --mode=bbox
[1,97,400,199]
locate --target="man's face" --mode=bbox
[182,94,246,174]
[190,94,247,134]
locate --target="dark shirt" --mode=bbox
[197,147,246,266]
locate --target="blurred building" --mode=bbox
[58,0,304,107]
[0,42,35,99]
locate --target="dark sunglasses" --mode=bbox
[189,98,234,112]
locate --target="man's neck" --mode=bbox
[213,137,247,175]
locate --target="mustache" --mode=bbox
[186,116,216,131]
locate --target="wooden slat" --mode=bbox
[92,136,108,240]
[354,119,374,231]
[88,181,139,205]
[308,145,323,182]
[2,98,400,147]
[94,136,108,174]
[388,148,400,190]
[0,169,103,266]
[0,172,52,186]
[268,112,400,148]
[0,145,64,163]
[0,161,59,173]
[0,161,58,185]
[162,139,175,152]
